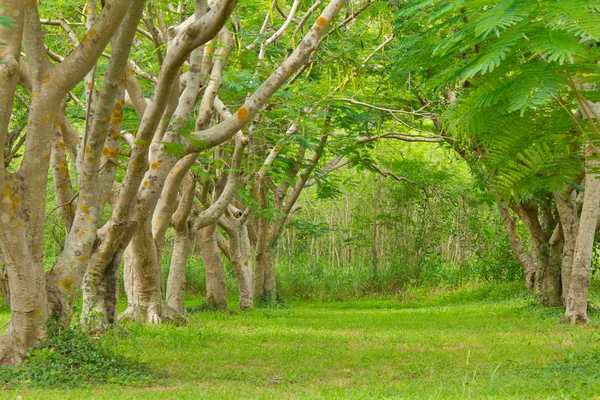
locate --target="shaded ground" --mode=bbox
[2,283,600,399]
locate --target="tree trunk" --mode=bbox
[563,152,600,323]
[220,219,254,310]
[0,0,48,365]
[120,218,179,324]
[235,225,254,310]
[198,223,229,310]
[255,248,276,304]
[166,222,194,314]
[540,224,563,306]
[497,199,536,291]
[555,191,579,303]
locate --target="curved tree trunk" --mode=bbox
[497,199,536,291]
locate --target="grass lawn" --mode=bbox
[2,283,600,399]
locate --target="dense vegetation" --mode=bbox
[0,0,599,397]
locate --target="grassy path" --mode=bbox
[3,284,600,399]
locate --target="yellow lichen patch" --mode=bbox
[143,180,149,187]
[237,107,250,121]
[59,165,68,174]
[15,221,20,229]
[316,16,328,26]
[85,144,91,154]
[110,129,120,138]
[111,115,123,126]
[31,92,36,98]
[89,28,97,38]
[58,142,65,150]
[151,161,162,169]
[86,82,92,91]
[44,154,50,161]
[81,205,89,213]
[77,255,88,263]
[286,69,292,76]
[102,147,110,157]
[42,73,51,84]
[61,278,74,291]
[109,148,119,158]
[28,120,33,126]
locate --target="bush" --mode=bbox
[0,320,156,388]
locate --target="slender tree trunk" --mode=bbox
[563,151,600,323]
[236,225,254,310]
[166,223,194,314]
[371,178,379,281]
[198,223,229,310]
[497,199,536,291]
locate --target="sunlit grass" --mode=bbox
[2,282,600,399]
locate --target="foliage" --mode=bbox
[391,0,600,200]
[0,320,155,388]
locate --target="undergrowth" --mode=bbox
[0,320,156,389]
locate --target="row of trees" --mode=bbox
[0,0,599,368]
[0,0,386,364]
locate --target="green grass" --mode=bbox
[2,283,600,399]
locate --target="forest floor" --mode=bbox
[2,282,600,399]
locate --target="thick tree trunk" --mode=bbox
[198,223,229,310]
[0,0,48,365]
[563,153,600,324]
[121,218,179,324]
